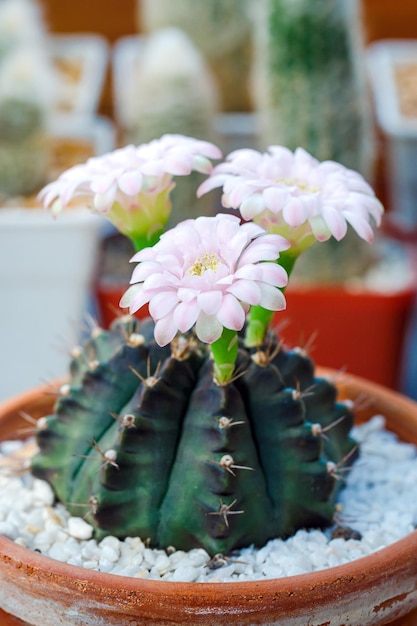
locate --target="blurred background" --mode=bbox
[1,0,417,401]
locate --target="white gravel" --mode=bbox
[0,415,416,583]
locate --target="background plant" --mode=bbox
[0,0,57,199]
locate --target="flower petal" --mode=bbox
[197,291,222,316]
[149,291,179,320]
[195,313,223,343]
[154,316,179,346]
[217,294,246,330]
[227,280,261,305]
[173,300,200,333]
[258,283,286,311]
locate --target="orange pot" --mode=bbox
[277,284,415,390]
[1,373,417,625]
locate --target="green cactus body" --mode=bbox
[140,0,253,111]
[0,98,48,197]
[253,0,374,178]
[32,315,358,556]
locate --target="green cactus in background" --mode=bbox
[0,98,49,197]
[251,0,378,284]
[252,0,374,176]
[0,1,55,199]
[124,28,218,149]
[32,315,358,556]
[140,0,253,112]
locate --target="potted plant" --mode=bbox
[1,134,417,625]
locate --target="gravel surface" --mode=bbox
[0,415,416,583]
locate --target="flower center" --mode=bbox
[188,252,221,276]
[279,177,320,194]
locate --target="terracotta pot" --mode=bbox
[1,373,417,624]
[278,283,415,390]
[96,281,149,328]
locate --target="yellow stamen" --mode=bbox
[188,252,221,276]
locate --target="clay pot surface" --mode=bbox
[1,372,417,625]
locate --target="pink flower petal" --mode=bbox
[282,197,307,228]
[263,187,290,213]
[118,170,144,195]
[195,313,223,343]
[119,284,141,309]
[217,294,245,330]
[197,291,222,316]
[173,300,200,332]
[240,194,267,220]
[258,283,286,311]
[130,261,161,283]
[227,280,261,305]
[321,205,348,241]
[343,211,375,242]
[154,316,179,346]
[149,291,179,320]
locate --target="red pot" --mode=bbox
[277,283,415,390]
[95,281,149,328]
[1,372,417,624]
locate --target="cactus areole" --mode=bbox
[31,316,357,556]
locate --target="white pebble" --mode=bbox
[100,545,119,563]
[2,417,417,582]
[171,565,200,582]
[67,517,93,540]
[0,521,18,539]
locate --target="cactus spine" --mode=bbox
[32,315,358,556]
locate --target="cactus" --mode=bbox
[0,1,55,199]
[0,0,47,63]
[31,314,358,556]
[251,0,377,284]
[139,0,253,112]
[252,0,374,176]
[122,28,218,148]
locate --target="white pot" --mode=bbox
[0,208,104,402]
[47,34,109,117]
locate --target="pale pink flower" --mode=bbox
[198,146,383,244]
[121,214,289,346]
[38,134,222,240]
